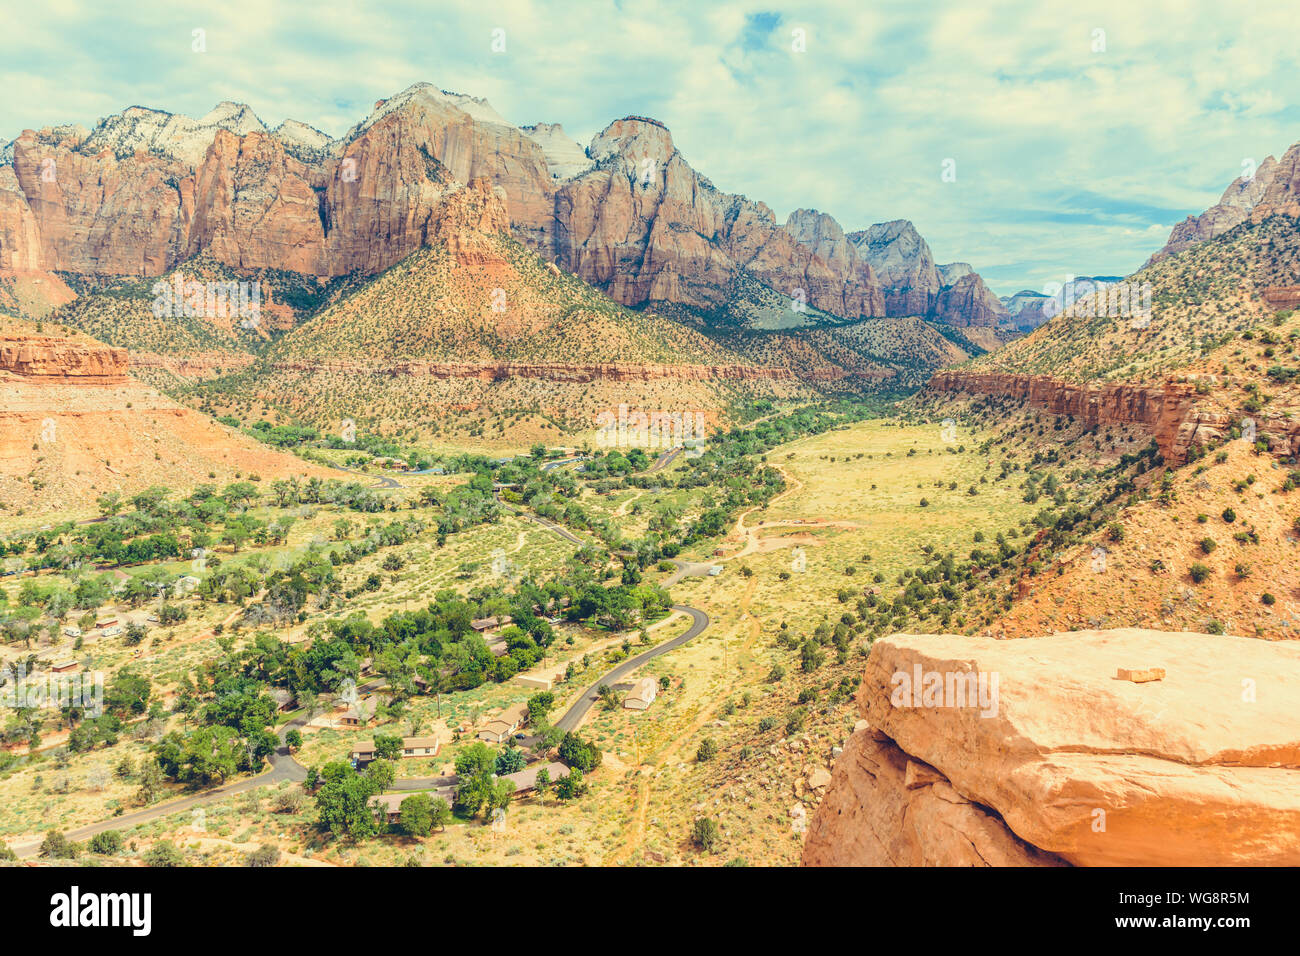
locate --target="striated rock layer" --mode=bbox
[929,370,1208,464]
[267,360,793,383]
[0,334,127,382]
[804,629,1300,867]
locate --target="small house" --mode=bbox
[269,688,297,712]
[477,702,528,743]
[50,659,79,674]
[174,576,201,596]
[351,741,378,764]
[624,676,658,710]
[401,735,441,758]
[500,761,568,797]
[368,793,405,824]
[338,706,364,727]
[93,615,118,630]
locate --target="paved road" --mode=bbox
[554,605,709,733]
[646,446,683,474]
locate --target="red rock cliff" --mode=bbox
[0,335,128,383]
[927,369,1220,464]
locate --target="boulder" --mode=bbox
[806,629,1300,866]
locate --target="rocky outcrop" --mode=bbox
[1146,144,1300,265]
[545,118,886,320]
[804,629,1300,867]
[928,370,1207,463]
[0,335,127,382]
[1,84,1018,327]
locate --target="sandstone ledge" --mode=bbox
[804,629,1300,867]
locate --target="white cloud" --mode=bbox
[1,0,1296,294]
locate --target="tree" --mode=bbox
[495,747,526,776]
[144,841,185,866]
[88,830,124,855]
[314,763,379,840]
[454,742,497,777]
[399,792,435,837]
[691,817,719,851]
[285,729,303,751]
[558,732,602,773]
[373,734,404,761]
[534,767,552,799]
[555,768,587,800]
[526,691,555,726]
[430,797,452,831]
[39,830,79,859]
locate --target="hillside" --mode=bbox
[0,314,333,518]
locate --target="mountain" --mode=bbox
[1000,276,1124,331]
[1149,142,1300,265]
[848,219,1009,327]
[51,180,807,443]
[0,82,1004,330]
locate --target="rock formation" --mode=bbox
[0,334,127,382]
[929,272,1009,328]
[804,629,1300,867]
[849,219,940,317]
[1147,142,1300,265]
[0,84,1011,328]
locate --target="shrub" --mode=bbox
[1199,537,1217,554]
[1189,563,1212,583]
[696,738,718,762]
[691,817,719,851]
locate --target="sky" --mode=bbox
[3,0,1299,296]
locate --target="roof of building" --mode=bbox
[402,736,440,749]
[626,676,658,702]
[368,793,406,813]
[500,761,568,791]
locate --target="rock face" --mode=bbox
[929,370,1205,463]
[804,629,1300,867]
[1148,142,1300,264]
[267,359,793,383]
[0,84,1011,327]
[846,221,1008,326]
[929,272,1009,328]
[0,334,127,382]
[544,118,887,321]
[849,220,940,317]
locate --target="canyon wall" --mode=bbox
[927,370,1215,464]
[0,334,127,382]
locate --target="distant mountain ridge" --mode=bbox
[0,82,1009,331]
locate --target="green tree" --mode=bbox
[399,793,435,837]
[692,817,719,851]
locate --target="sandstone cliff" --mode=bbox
[804,629,1300,867]
[928,369,1212,463]
[0,84,1010,329]
[1147,140,1300,265]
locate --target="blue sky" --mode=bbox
[3,0,1298,295]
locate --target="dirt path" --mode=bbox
[605,575,761,865]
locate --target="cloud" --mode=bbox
[2,0,1296,294]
